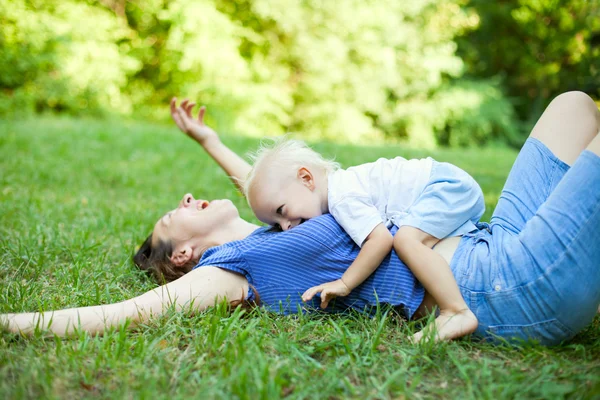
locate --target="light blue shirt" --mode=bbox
[328,156,433,246]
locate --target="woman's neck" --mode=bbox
[191,217,259,261]
[208,217,260,247]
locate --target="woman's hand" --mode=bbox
[170,98,219,146]
[302,279,351,309]
[168,97,252,191]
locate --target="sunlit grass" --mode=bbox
[1,116,598,398]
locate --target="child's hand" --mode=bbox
[302,279,351,309]
[170,98,219,146]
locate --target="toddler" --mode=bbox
[243,139,485,342]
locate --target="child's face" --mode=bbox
[250,167,324,231]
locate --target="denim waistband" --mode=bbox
[463,221,491,238]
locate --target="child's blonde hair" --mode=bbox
[243,137,340,203]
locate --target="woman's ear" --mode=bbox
[297,167,315,190]
[170,245,193,267]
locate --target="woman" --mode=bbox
[2,92,599,345]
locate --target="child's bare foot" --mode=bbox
[412,309,478,343]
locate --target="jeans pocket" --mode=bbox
[486,319,575,346]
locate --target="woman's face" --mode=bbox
[152,193,240,249]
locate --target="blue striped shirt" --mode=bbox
[195,214,424,317]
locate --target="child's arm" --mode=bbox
[170,98,251,191]
[302,223,393,308]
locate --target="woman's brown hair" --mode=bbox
[133,234,260,308]
[133,234,196,284]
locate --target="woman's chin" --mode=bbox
[205,199,239,219]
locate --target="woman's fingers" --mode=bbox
[177,108,192,132]
[181,100,191,117]
[185,102,196,116]
[198,106,206,124]
[170,98,181,122]
[170,99,187,129]
[176,99,191,125]
[169,98,206,133]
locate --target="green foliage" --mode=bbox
[0,0,140,116]
[1,0,597,146]
[458,0,600,124]
[432,80,522,147]
[134,0,505,145]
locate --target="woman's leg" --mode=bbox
[583,134,600,322]
[463,93,600,344]
[530,91,600,165]
[512,134,600,337]
[588,130,600,156]
[491,92,600,234]
[1,267,248,337]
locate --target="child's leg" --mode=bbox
[394,226,478,342]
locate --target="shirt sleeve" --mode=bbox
[195,245,250,280]
[329,194,383,247]
[195,245,256,301]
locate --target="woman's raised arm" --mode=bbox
[170,98,252,191]
[1,267,248,337]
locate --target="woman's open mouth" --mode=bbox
[197,200,210,210]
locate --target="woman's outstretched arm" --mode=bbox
[170,98,252,191]
[1,267,248,337]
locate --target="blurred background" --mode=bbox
[1,0,598,147]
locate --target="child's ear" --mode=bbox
[297,167,315,190]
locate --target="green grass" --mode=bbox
[1,116,599,399]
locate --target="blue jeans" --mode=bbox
[450,138,600,345]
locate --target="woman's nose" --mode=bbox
[181,193,194,207]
